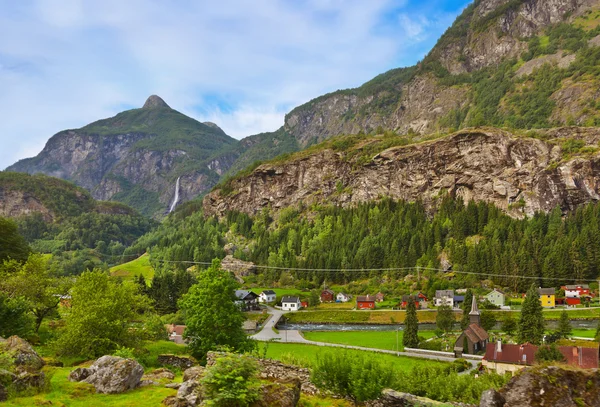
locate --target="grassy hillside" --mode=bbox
[110,253,155,280]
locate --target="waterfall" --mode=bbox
[169,176,181,213]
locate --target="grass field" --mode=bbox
[571,328,597,338]
[250,287,304,298]
[302,330,438,352]
[285,309,457,324]
[261,342,448,372]
[110,253,155,280]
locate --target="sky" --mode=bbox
[0,0,471,170]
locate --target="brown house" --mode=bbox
[454,295,489,356]
[357,295,376,309]
[375,292,385,302]
[321,289,335,303]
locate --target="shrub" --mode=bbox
[200,354,261,407]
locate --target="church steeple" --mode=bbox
[469,295,480,326]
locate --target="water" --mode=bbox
[278,320,596,332]
[169,176,181,213]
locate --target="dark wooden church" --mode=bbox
[454,295,489,357]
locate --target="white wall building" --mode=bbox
[281,296,302,311]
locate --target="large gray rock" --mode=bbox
[479,389,505,407]
[251,379,301,407]
[13,371,45,392]
[0,369,16,386]
[176,380,202,406]
[143,368,175,382]
[4,336,44,371]
[68,367,91,382]
[183,366,205,382]
[158,354,196,369]
[70,355,144,394]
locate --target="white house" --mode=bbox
[281,296,302,311]
[259,290,277,303]
[485,289,506,307]
[434,290,454,307]
[337,292,352,302]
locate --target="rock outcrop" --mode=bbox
[68,355,144,394]
[158,354,196,369]
[0,336,46,399]
[204,128,600,219]
[221,255,257,282]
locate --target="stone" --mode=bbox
[13,371,45,391]
[250,379,301,407]
[138,379,158,387]
[0,369,16,386]
[68,367,91,382]
[162,395,192,407]
[176,380,202,406]
[182,366,205,382]
[76,355,144,394]
[4,336,44,371]
[479,389,505,407]
[144,368,175,381]
[165,382,182,389]
[158,354,196,369]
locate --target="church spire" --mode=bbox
[469,295,480,325]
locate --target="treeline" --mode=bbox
[138,196,600,292]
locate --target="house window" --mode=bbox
[291,304,295,308]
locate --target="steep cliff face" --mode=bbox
[204,127,600,218]
[284,0,600,145]
[7,96,237,217]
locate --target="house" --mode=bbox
[562,284,591,298]
[337,292,352,302]
[242,320,258,334]
[321,289,335,303]
[375,292,385,302]
[357,295,376,309]
[566,297,581,306]
[259,290,277,303]
[454,295,489,357]
[301,300,309,308]
[538,288,556,308]
[166,324,186,345]
[483,342,599,375]
[453,295,465,309]
[485,289,506,307]
[235,290,260,311]
[434,290,454,307]
[281,296,302,311]
[401,295,420,309]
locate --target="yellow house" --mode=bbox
[538,287,555,308]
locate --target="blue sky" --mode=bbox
[0,0,471,169]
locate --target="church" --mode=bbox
[454,295,489,357]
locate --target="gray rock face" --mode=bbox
[4,336,45,371]
[158,354,196,369]
[182,366,205,382]
[143,367,175,382]
[251,380,301,407]
[479,389,506,407]
[204,128,600,219]
[68,367,91,382]
[70,356,144,394]
[176,380,202,406]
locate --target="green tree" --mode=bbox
[535,344,565,363]
[518,283,545,345]
[480,310,497,332]
[556,309,572,339]
[501,313,517,336]
[403,296,419,348]
[311,351,394,405]
[0,217,30,263]
[436,305,454,333]
[308,289,320,307]
[201,353,261,407]
[0,293,33,337]
[55,270,150,358]
[179,259,254,362]
[461,289,473,329]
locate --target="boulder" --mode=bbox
[144,368,176,381]
[183,366,205,382]
[72,355,144,394]
[158,354,196,369]
[0,369,16,386]
[68,367,91,382]
[13,371,45,391]
[176,380,202,406]
[251,379,301,407]
[165,382,182,389]
[479,389,505,407]
[4,336,44,371]
[162,395,192,407]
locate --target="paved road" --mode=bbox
[251,307,478,369]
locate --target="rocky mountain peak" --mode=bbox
[142,95,170,109]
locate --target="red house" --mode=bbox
[566,297,581,306]
[357,295,376,309]
[561,285,591,298]
[401,295,420,309]
[375,292,385,302]
[321,289,335,303]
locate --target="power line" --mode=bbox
[149,258,599,283]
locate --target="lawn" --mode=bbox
[285,309,457,324]
[261,342,449,373]
[302,330,438,352]
[571,328,597,339]
[110,253,155,280]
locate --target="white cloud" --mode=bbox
[0,0,467,169]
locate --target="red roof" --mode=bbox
[357,295,376,302]
[464,323,489,343]
[166,324,186,336]
[484,343,599,369]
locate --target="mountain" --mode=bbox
[7,96,239,217]
[283,0,600,146]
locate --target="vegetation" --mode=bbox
[0,217,30,262]
[179,259,255,362]
[535,343,566,363]
[518,284,545,345]
[301,331,437,352]
[556,309,573,339]
[403,297,419,348]
[200,353,261,407]
[436,306,454,333]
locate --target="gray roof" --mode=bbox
[486,288,505,296]
[454,295,465,302]
[235,290,258,300]
[565,285,589,290]
[281,296,300,303]
[538,288,556,295]
[435,290,454,298]
[261,290,276,295]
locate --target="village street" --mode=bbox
[251,306,479,370]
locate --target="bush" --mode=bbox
[200,354,261,407]
[113,346,136,360]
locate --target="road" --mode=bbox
[251,306,479,368]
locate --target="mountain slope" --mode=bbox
[7,96,237,217]
[284,0,600,145]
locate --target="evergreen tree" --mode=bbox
[403,296,419,348]
[461,289,473,329]
[501,313,517,336]
[0,217,30,263]
[518,283,545,345]
[556,309,572,339]
[436,305,455,333]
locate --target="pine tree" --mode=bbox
[556,309,572,339]
[403,296,419,348]
[518,283,545,345]
[461,289,473,329]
